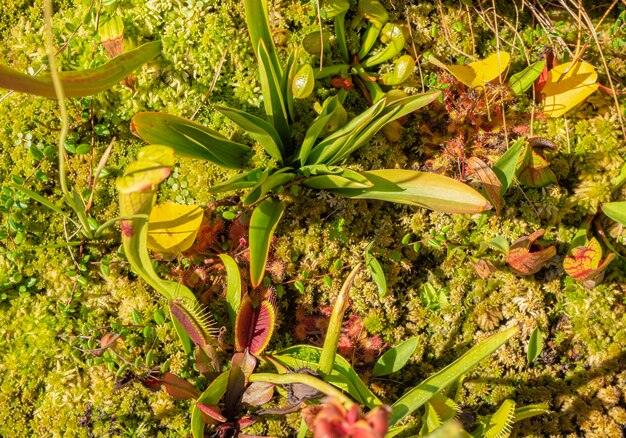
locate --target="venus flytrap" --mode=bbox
[249,267,523,436]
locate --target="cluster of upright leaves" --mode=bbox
[297,0,416,105]
[130,0,491,289]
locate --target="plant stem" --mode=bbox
[43,0,70,200]
[249,372,355,407]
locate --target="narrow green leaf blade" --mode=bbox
[0,41,161,98]
[244,0,282,77]
[602,201,626,226]
[215,105,284,162]
[218,254,242,327]
[372,336,419,377]
[390,325,518,425]
[10,183,77,226]
[331,169,492,214]
[209,169,263,193]
[131,112,250,169]
[366,257,387,297]
[257,40,291,147]
[249,197,285,287]
[306,98,387,164]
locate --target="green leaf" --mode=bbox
[527,327,543,365]
[10,183,78,226]
[249,197,285,287]
[209,169,263,193]
[361,23,405,68]
[492,139,524,195]
[171,312,194,355]
[0,41,161,98]
[131,113,250,169]
[516,144,557,188]
[306,98,387,164]
[292,64,315,99]
[116,146,197,306]
[256,40,291,147]
[474,399,516,438]
[372,336,419,377]
[215,105,284,162]
[244,0,282,78]
[242,169,295,206]
[483,236,510,254]
[191,371,230,438]
[321,0,350,18]
[390,325,518,426]
[509,61,545,95]
[280,49,298,123]
[330,169,491,214]
[308,92,440,165]
[218,254,242,328]
[271,344,383,408]
[379,55,415,86]
[602,201,626,226]
[365,242,387,297]
[298,96,346,164]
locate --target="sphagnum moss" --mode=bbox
[3,0,626,436]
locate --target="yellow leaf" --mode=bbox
[443,52,510,88]
[542,61,598,118]
[147,202,204,256]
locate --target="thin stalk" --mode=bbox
[318,263,362,376]
[249,372,355,407]
[43,0,70,200]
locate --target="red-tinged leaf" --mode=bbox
[140,376,162,391]
[563,238,616,289]
[534,63,549,94]
[516,144,557,188]
[471,259,497,279]
[160,372,200,399]
[196,403,227,424]
[0,41,160,98]
[241,381,275,406]
[195,344,221,377]
[169,299,219,348]
[467,157,503,215]
[237,417,257,429]
[506,229,556,275]
[232,351,258,383]
[235,296,277,356]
